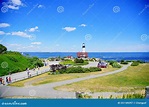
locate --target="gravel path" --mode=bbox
[0,63,131,98]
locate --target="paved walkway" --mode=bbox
[0,63,131,98]
[1,61,60,84]
[82,62,98,68]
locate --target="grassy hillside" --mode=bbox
[0,51,43,76]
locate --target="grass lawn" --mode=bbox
[55,63,149,92]
[59,60,89,66]
[9,65,117,87]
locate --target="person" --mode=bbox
[27,68,30,78]
[29,72,31,77]
[8,76,11,83]
[36,70,38,75]
[6,77,8,83]
[27,71,30,78]
[0,77,2,84]
[2,78,5,85]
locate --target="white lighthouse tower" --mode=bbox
[77,43,88,58]
[82,43,85,52]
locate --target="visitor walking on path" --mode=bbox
[0,77,2,84]
[8,76,11,83]
[2,78,5,85]
[6,77,8,84]
[27,68,30,78]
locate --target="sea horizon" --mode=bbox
[22,52,149,62]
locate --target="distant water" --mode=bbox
[22,52,149,62]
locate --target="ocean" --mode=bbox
[22,52,149,62]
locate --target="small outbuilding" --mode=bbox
[97,62,107,68]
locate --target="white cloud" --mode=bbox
[0,31,5,35]
[0,23,10,28]
[38,5,45,8]
[12,0,22,6]
[12,31,31,38]
[31,42,42,45]
[80,24,87,27]
[62,27,76,32]
[7,5,19,10]
[28,26,38,32]
[3,0,23,10]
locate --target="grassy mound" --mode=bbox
[0,51,43,76]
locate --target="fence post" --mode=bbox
[145,86,149,99]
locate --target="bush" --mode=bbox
[0,44,7,54]
[137,60,145,63]
[74,58,84,63]
[112,62,121,68]
[108,61,115,65]
[131,61,139,66]
[66,67,84,73]
[89,67,101,72]
[77,93,92,99]
[58,67,101,74]
[120,61,128,64]
[83,68,90,73]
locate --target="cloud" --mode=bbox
[38,5,45,8]
[0,23,10,28]
[28,26,38,32]
[12,31,31,38]
[31,42,42,45]
[0,31,5,35]
[3,0,23,10]
[12,0,22,6]
[7,5,19,10]
[80,24,87,27]
[62,27,76,32]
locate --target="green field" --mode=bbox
[55,63,149,92]
[0,52,43,76]
[9,65,117,87]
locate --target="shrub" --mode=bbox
[0,44,7,54]
[74,58,84,63]
[89,67,101,72]
[59,69,67,74]
[108,61,115,65]
[131,61,139,66]
[77,93,92,99]
[112,62,121,68]
[120,61,128,64]
[83,68,90,73]
[58,67,101,74]
[66,67,84,73]
[137,60,145,63]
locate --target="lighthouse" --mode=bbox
[77,43,88,58]
[82,43,85,52]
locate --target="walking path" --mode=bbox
[0,63,131,98]
[1,61,60,84]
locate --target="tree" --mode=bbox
[0,44,7,54]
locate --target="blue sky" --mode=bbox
[0,0,149,52]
